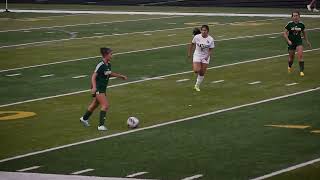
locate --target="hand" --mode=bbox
[288,40,292,45]
[121,75,128,80]
[91,87,96,95]
[204,56,209,61]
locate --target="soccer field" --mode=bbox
[0,4,320,180]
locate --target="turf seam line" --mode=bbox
[0,17,285,49]
[250,158,320,180]
[0,87,319,163]
[5,9,320,18]
[0,48,319,108]
[1,27,319,73]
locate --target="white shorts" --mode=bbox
[193,55,210,64]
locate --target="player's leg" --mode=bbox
[307,0,316,11]
[195,63,208,89]
[80,98,98,127]
[288,44,296,73]
[296,45,305,76]
[193,62,202,91]
[95,93,109,130]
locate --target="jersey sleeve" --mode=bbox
[301,23,305,31]
[285,22,290,31]
[210,39,215,49]
[192,35,197,43]
[94,63,104,75]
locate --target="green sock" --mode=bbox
[82,110,92,120]
[99,111,107,126]
[299,61,304,72]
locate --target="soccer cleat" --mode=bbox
[313,8,319,12]
[98,125,108,131]
[307,5,312,11]
[288,67,292,73]
[80,117,90,127]
[194,85,200,92]
[300,72,305,77]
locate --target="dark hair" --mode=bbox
[291,10,300,17]
[201,25,209,32]
[100,47,112,57]
[192,27,201,36]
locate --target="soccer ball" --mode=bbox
[127,117,139,128]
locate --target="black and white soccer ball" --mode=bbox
[127,117,139,129]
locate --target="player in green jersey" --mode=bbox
[283,10,312,76]
[80,48,127,131]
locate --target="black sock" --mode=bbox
[82,110,92,120]
[99,111,107,126]
[299,61,304,72]
[288,60,293,68]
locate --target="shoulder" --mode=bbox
[94,61,104,72]
[208,35,214,41]
[285,21,293,27]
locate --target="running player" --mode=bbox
[283,10,312,76]
[80,48,127,131]
[188,25,215,91]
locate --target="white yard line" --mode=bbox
[17,166,41,172]
[211,80,224,84]
[5,9,320,18]
[0,87,319,163]
[249,81,261,85]
[181,174,203,180]
[250,158,320,180]
[286,82,298,86]
[0,16,181,33]
[71,168,94,175]
[0,48,320,108]
[3,27,319,73]
[0,18,288,49]
[126,172,149,178]
[5,73,21,77]
[72,75,88,79]
[40,74,54,78]
[176,79,190,82]
[0,171,156,180]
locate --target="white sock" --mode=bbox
[195,75,204,86]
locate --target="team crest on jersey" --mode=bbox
[104,71,112,75]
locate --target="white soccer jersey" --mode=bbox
[192,34,215,59]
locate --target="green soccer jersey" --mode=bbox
[94,61,112,93]
[285,21,305,44]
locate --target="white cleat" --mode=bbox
[313,8,319,12]
[80,117,90,127]
[307,4,312,11]
[98,125,108,131]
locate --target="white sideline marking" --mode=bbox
[6,9,320,18]
[71,168,94,175]
[40,74,54,78]
[94,33,104,35]
[0,16,181,33]
[17,166,41,172]
[126,172,149,178]
[168,22,177,24]
[144,33,152,36]
[72,75,88,79]
[249,81,261,85]
[5,73,21,77]
[3,27,319,73]
[250,158,320,180]
[181,174,203,180]
[211,80,224,84]
[23,30,31,33]
[269,36,277,39]
[0,171,155,180]
[168,34,176,36]
[0,48,320,108]
[0,87,319,163]
[176,79,190,82]
[0,18,287,49]
[286,83,298,86]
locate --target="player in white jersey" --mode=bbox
[188,25,215,91]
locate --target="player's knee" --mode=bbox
[101,104,109,111]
